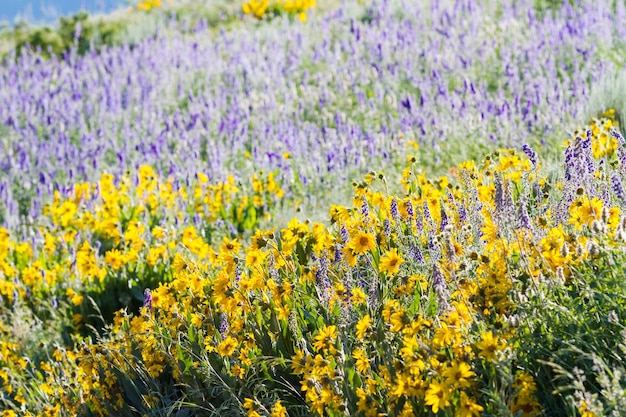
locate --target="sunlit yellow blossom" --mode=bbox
[569,196,603,230]
[356,314,372,339]
[398,401,415,417]
[329,205,351,223]
[313,325,337,354]
[220,236,242,255]
[481,216,498,248]
[66,288,84,306]
[458,391,484,417]
[475,331,505,361]
[356,387,378,417]
[243,397,262,417]
[388,309,407,333]
[349,231,376,255]
[379,248,404,275]
[512,371,540,415]
[105,248,127,270]
[217,336,238,357]
[424,381,450,413]
[291,350,307,374]
[352,348,370,373]
[350,287,368,306]
[442,361,474,388]
[342,245,358,266]
[245,248,269,270]
[242,0,269,18]
[275,303,290,321]
[150,284,175,310]
[136,0,162,12]
[539,224,570,269]
[270,399,288,417]
[477,184,495,205]
[171,253,189,273]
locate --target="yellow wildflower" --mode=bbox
[217,337,238,357]
[475,331,505,361]
[270,400,288,417]
[349,231,376,255]
[458,391,484,417]
[312,325,337,354]
[352,348,370,374]
[355,314,372,339]
[379,248,404,275]
[424,381,450,413]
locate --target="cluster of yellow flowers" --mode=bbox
[0,166,283,333]
[136,0,164,12]
[577,109,620,159]
[3,114,626,415]
[0,152,531,415]
[242,0,315,22]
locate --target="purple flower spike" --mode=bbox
[219,312,229,339]
[611,174,626,202]
[432,264,449,313]
[522,144,538,167]
[143,288,153,310]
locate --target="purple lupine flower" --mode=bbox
[432,263,449,313]
[585,155,596,175]
[400,96,412,112]
[340,225,349,243]
[408,242,424,265]
[315,253,331,296]
[403,200,414,229]
[618,148,626,170]
[446,189,455,205]
[458,204,468,223]
[143,288,152,309]
[368,273,379,310]
[361,196,369,218]
[422,201,432,226]
[428,235,438,253]
[219,312,229,339]
[406,200,414,218]
[415,210,424,233]
[390,197,399,222]
[439,206,449,232]
[494,176,504,212]
[234,262,242,283]
[333,243,343,263]
[267,251,279,283]
[564,147,575,181]
[522,143,538,167]
[611,174,626,202]
[517,199,533,231]
[383,218,391,238]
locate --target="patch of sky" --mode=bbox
[0,0,128,25]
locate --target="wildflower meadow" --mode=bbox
[2,0,626,416]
